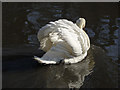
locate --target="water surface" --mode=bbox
[2,2,119,88]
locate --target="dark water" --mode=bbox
[2,2,119,88]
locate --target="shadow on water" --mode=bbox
[2,2,119,88]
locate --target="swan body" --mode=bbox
[34,18,90,64]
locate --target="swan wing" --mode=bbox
[34,41,73,64]
[36,19,90,64]
[37,19,79,41]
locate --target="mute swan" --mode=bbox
[34,18,90,64]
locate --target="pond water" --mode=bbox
[2,2,119,88]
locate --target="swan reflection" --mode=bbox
[3,45,118,88]
[34,47,94,88]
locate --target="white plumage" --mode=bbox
[34,18,90,64]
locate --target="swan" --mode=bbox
[34,18,90,64]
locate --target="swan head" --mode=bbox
[76,18,86,29]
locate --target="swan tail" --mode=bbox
[34,56,57,64]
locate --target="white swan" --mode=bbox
[34,18,90,64]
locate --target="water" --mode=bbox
[2,2,119,88]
